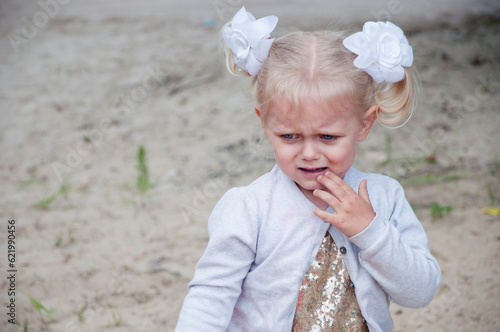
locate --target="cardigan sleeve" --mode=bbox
[349,177,441,308]
[175,187,258,331]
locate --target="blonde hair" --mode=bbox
[223,29,418,125]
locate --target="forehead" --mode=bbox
[264,95,359,128]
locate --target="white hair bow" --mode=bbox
[222,7,279,76]
[343,21,413,83]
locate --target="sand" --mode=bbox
[1,0,500,331]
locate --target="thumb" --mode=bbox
[358,179,371,203]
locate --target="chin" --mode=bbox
[296,181,324,192]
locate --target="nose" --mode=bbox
[301,140,320,160]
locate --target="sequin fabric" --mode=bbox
[292,232,368,332]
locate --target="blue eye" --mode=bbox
[321,135,336,141]
[282,134,296,140]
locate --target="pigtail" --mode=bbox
[342,21,418,127]
[220,22,252,77]
[220,7,278,77]
[374,66,420,126]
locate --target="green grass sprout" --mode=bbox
[77,301,87,322]
[136,145,153,193]
[55,229,76,247]
[485,182,497,205]
[430,202,452,219]
[18,179,46,188]
[404,174,462,186]
[385,134,393,164]
[33,183,70,209]
[15,319,29,332]
[27,294,54,322]
[112,310,124,326]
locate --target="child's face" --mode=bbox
[260,96,376,202]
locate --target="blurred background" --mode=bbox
[1,0,500,331]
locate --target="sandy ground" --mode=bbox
[1,0,500,331]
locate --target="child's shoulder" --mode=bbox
[347,167,397,183]
[347,167,405,196]
[246,164,283,189]
[209,166,282,225]
[216,165,280,201]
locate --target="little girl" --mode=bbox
[175,7,440,332]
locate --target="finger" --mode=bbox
[323,171,345,187]
[313,208,336,225]
[313,189,340,208]
[358,179,371,204]
[317,172,349,200]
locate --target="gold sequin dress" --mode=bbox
[292,232,368,332]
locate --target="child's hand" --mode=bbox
[313,172,375,238]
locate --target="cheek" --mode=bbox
[326,142,357,163]
[273,144,295,161]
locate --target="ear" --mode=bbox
[254,106,261,118]
[255,105,272,140]
[357,104,378,142]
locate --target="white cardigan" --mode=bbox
[175,165,441,331]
